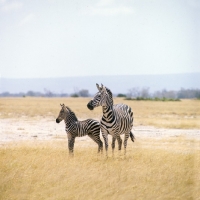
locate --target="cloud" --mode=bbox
[1,1,23,12]
[97,0,115,7]
[83,0,134,16]
[18,13,35,27]
[87,6,134,16]
[187,0,200,8]
[0,0,6,4]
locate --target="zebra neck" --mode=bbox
[64,116,74,128]
[102,105,114,120]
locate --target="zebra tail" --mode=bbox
[130,131,135,142]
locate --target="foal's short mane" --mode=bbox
[66,106,78,121]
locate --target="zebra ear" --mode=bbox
[60,103,65,108]
[96,83,101,91]
[102,85,107,92]
[101,84,106,91]
[62,104,67,111]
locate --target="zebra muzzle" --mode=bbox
[56,118,60,123]
[87,101,94,110]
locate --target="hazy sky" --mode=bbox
[0,0,199,78]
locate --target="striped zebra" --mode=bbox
[56,104,103,154]
[87,84,134,155]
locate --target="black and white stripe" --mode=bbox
[56,104,103,154]
[87,84,134,155]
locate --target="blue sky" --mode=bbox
[0,0,199,78]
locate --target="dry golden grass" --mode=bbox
[0,97,200,129]
[1,97,200,199]
[0,138,199,200]
[0,97,101,119]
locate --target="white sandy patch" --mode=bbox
[1,117,200,146]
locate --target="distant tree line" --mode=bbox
[120,87,200,100]
[0,87,200,99]
[0,89,90,98]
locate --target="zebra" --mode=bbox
[56,104,103,154]
[87,84,134,155]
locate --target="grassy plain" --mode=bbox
[0,98,200,200]
[0,97,200,128]
[0,140,199,200]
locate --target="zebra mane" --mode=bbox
[65,106,78,121]
[105,87,114,105]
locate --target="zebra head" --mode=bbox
[87,83,113,110]
[56,104,67,123]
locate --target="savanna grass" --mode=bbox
[1,98,200,200]
[0,139,199,200]
[0,97,200,129]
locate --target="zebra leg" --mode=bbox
[124,133,129,155]
[67,134,75,155]
[101,129,109,156]
[98,136,103,153]
[111,136,116,156]
[102,134,108,154]
[117,135,122,150]
[88,134,103,153]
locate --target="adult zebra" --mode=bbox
[56,104,103,154]
[87,84,134,155]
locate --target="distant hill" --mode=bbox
[0,73,200,95]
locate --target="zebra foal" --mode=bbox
[56,104,103,154]
[87,84,134,156]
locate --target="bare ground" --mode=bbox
[1,117,200,146]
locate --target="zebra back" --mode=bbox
[65,107,100,138]
[76,119,100,137]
